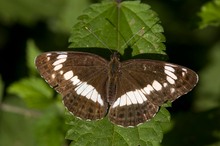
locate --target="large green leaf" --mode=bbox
[69,1,165,56]
[65,107,170,146]
[26,39,42,76]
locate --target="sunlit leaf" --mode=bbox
[69,1,165,56]
[26,39,41,75]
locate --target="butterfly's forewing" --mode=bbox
[109,59,198,126]
[35,52,109,120]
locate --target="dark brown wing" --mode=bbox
[109,59,198,127]
[35,51,109,120]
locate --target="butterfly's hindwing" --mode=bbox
[35,52,109,120]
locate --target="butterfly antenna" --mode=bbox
[120,27,146,49]
[84,26,112,53]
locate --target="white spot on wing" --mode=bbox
[52,58,67,66]
[54,64,63,71]
[143,84,154,94]
[166,76,175,84]
[63,71,73,80]
[96,94,103,106]
[152,80,162,91]
[74,80,104,106]
[182,68,187,72]
[119,95,127,106]
[165,70,177,80]
[137,89,147,102]
[163,82,168,87]
[81,84,94,97]
[182,71,186,76]
[133,90,144,104]
[90,91,98,102]
[57,54,67,59]
[170,88,175,93]
[51,73,55,79]
[165,65,175,72]
[71,76,81,85]
[126,95,132,105]
[112,98,120,108]
[127,91,138,104]
[75,82,87,94]
[59,70,64,75]
[143,64,147,70]
[113,89,148,108]
[46,53,51,56]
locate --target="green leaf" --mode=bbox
[69,1,166,56]
[34,104,67,146]
[65,107,170,146]
[26,39,42,75]
[7,77,54,109]
[198,0,220,28]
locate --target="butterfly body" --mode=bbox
[107,52,121,104]
[35,51,198,127]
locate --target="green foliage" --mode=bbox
[198,0,220,28]
[65,107,170,146]
[0,97,37,146]
[8,77,54,109]
[34,104,67,146]
[69,1,166,56]
[26,40,42,75]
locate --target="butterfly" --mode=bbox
[35,51,198,127]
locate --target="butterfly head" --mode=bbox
[111,52,120,61]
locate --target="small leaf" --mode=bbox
[198,0,220,28]
[7,77,54,109]
[26,39,41,75]
[69,1,166,56]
